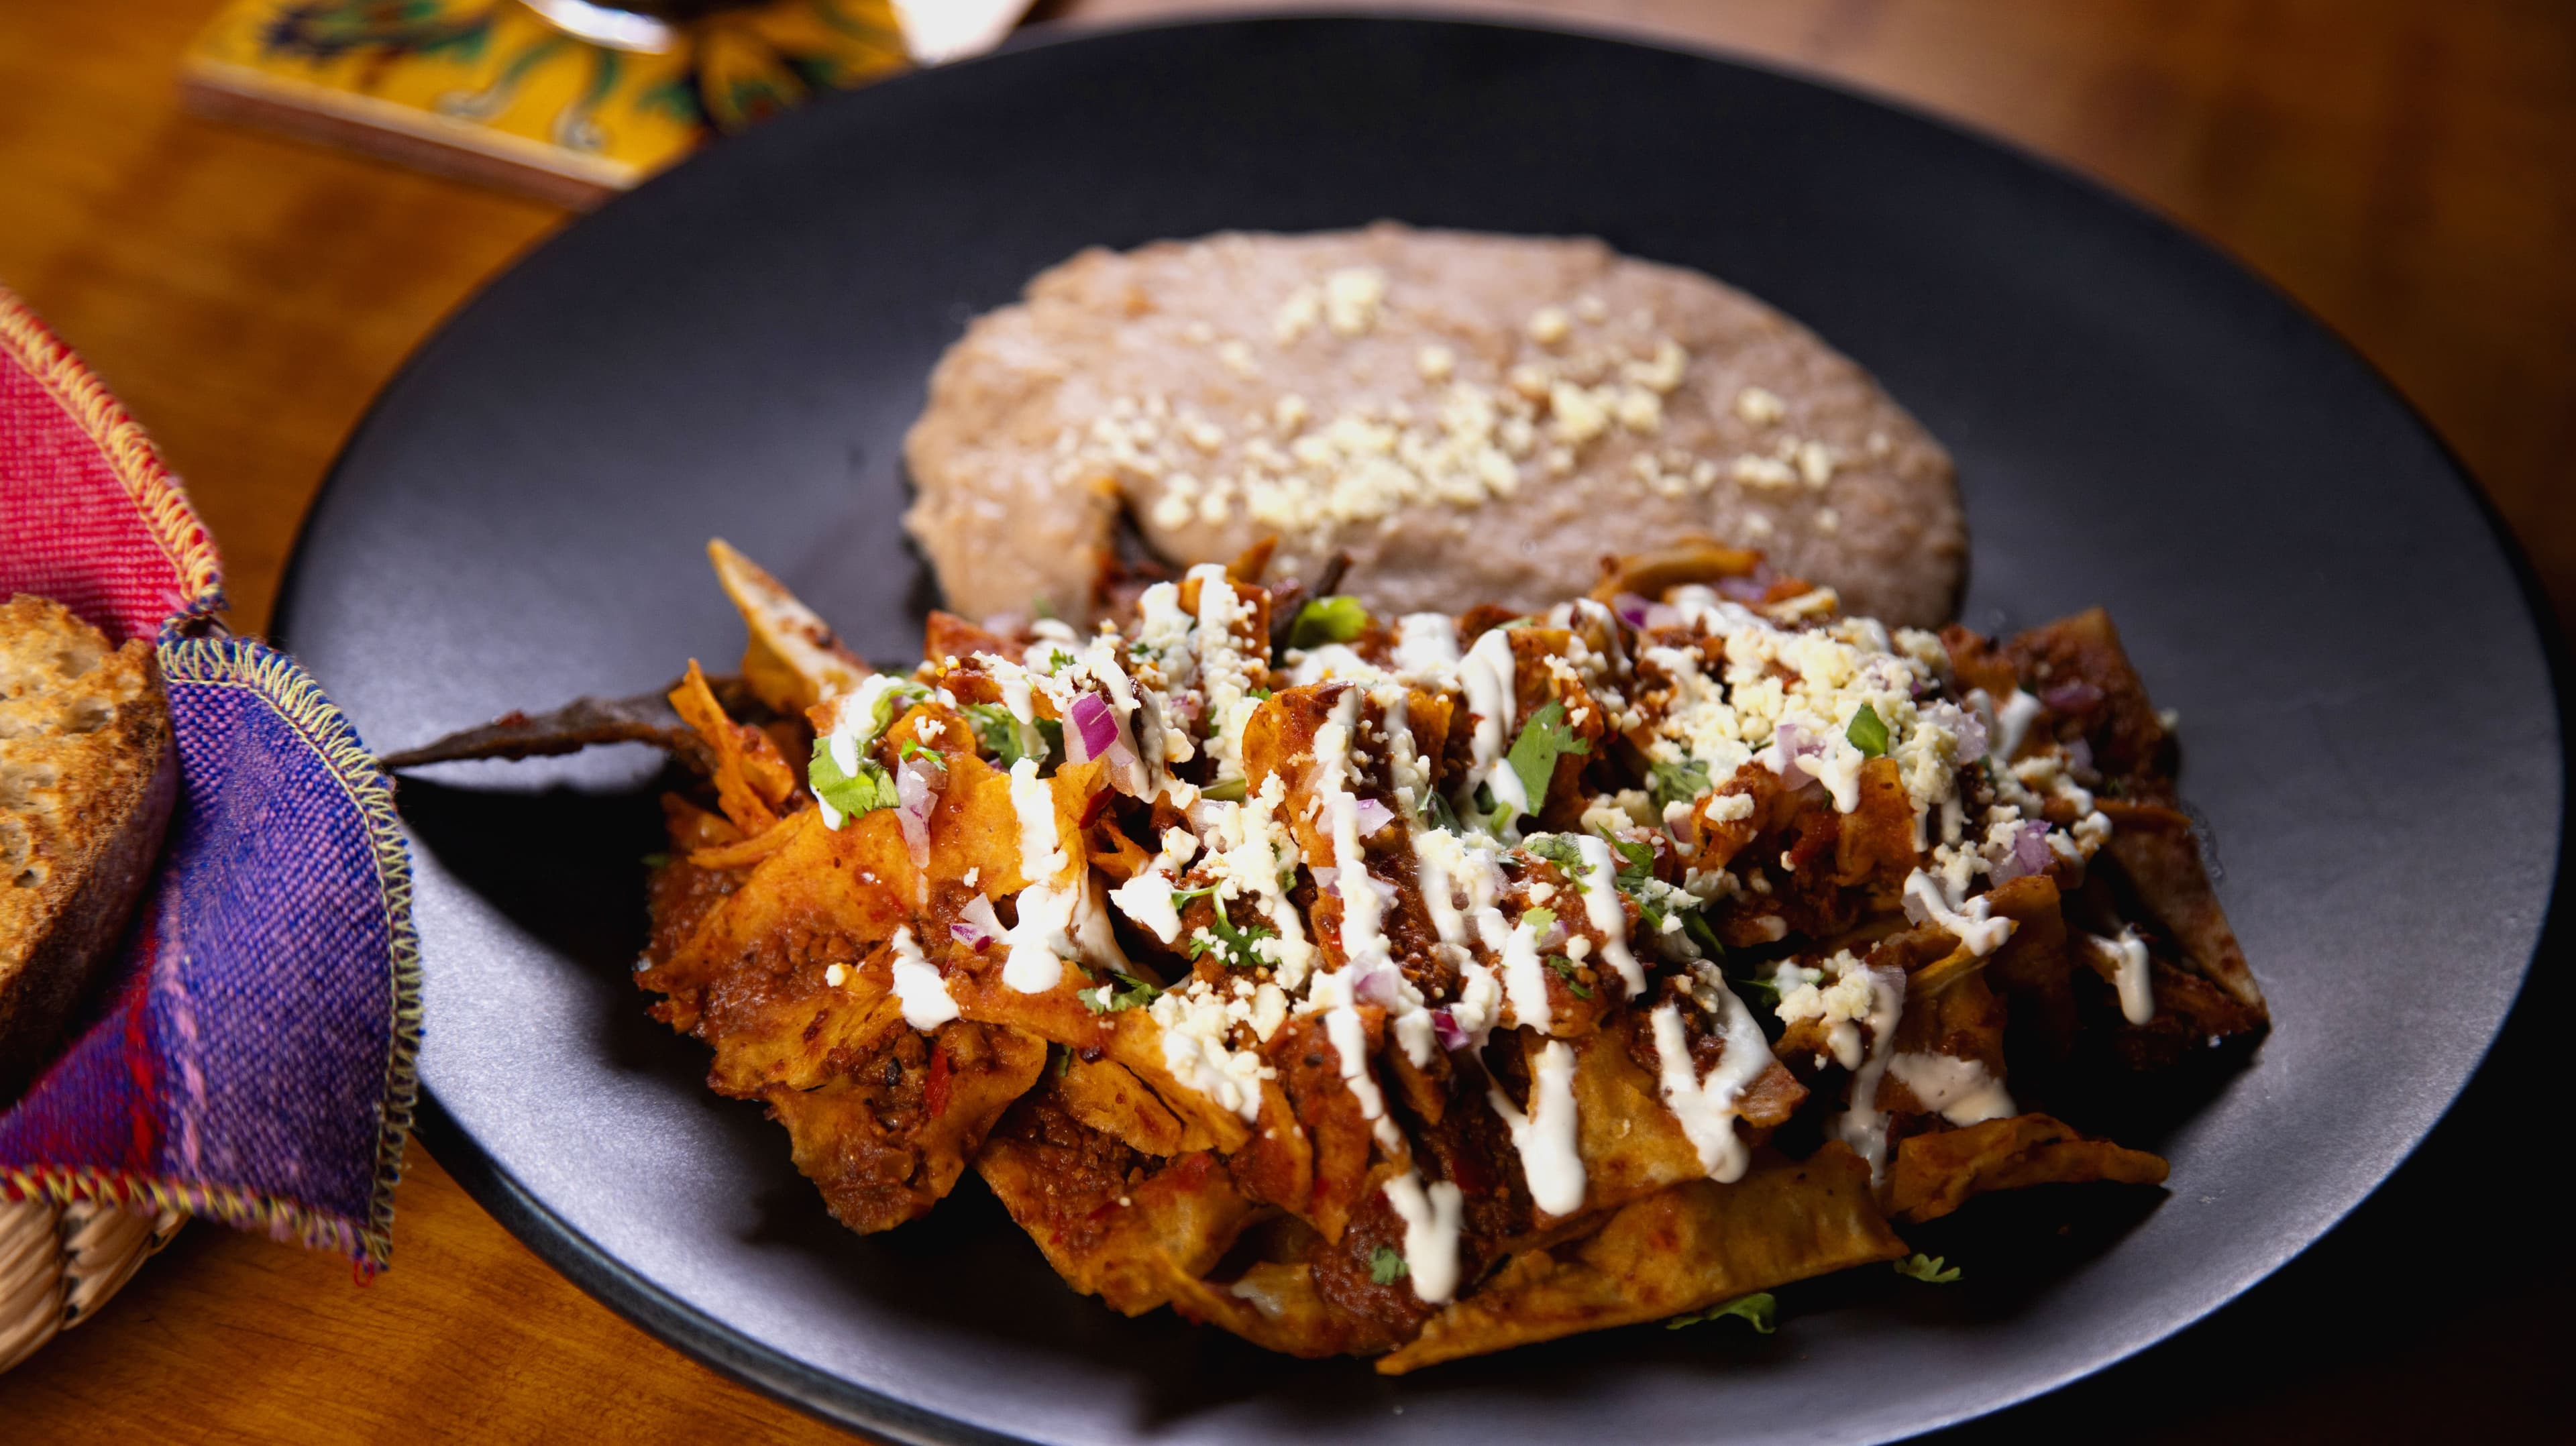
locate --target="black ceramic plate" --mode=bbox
[274,15,2559,1445]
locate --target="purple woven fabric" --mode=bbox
[2,286,415,1264]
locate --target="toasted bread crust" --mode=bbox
[0,596,176,1103]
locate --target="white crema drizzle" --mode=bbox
[1649,972,1774,1182]
[1489,1040,1586,1216]
[1002,757,1075,993]
[1381,1172,1466,1303]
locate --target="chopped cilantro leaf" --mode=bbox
[1633,893,1670,936]
[1425,787,1464,834]
[1682,909,1725,960]
[639,852,672,870]
[1505,700,1591,814]
[1648,757,1711,809]
[1248,687,1274,702]
[1727,968,1782,1008]
[1289,595,1371,649]
[809,736,900,817]
[1035,716,1065,763]
[1368,1245,1410,1285]
[962,704,1030,767]
[1546,956,1594,999]
[1168,882,1223,908]
[1894,1253,1961,1284]
[1032,598,1057,620]
[1521,907,1558,935]
[1048,648,1075,672]
[1525,834,1588,879]
[1187,909,1278,969]
[1847,703,1890,758]
[1200,777,1249,803]
[1665,1292,1776,1333]
[1079,970,1161,1013]
[898,739,945,765]
[1603,834,1656,888]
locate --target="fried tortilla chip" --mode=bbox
[1377,1145,1907,1373]
[977,1087,1259,1315]
[708,538,870,715]
[1884,1112,2168,1224]
[765,1018,1045,1233]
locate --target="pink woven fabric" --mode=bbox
[0,300,219,641]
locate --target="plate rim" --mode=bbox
[275,12,2568,1444]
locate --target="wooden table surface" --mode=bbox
[3,1,2569,1440]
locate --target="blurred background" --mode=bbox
[2,1,2566,1439]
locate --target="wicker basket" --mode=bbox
[0,1194,185,1375]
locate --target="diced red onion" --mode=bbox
[1769,720,1825,782]
[951,895,1004,949]
[1067,693,1119,763]
[1165,692,1204,735]
[1612,592,1656,629]
[1715,563,1779,605]
[1992,821,2052,884]
[2043,681,2103,714]
[1356,962,1405,1009]
[1646,602,1685,630]
[2064,736,2094,775]
[1103,737,1144,797]
[1368,875,1400,907]
[896,757,941,871]
[1353,797,1395,836]
[1951,705,1989,762]
[1313,865,1338,897]
[1430,1007,1469,1053]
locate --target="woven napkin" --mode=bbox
[0,286,417,1267]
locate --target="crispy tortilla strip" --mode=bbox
[976,1087,1258,1315]
[377,676,759,774]
[1833,757,1917,888]
[1378,1145,1907,1374]
[1586,537,1764,604]
[1884,1112,2167,1224]
[2094,956,2271,1070]
[669,660,786,834]
[2002,608,2169,781]
[1224,1078,1317,1215]
[1565,1025,1766,1217]
[1059,1054,1219,1156]
[924,610,1014,666]
[686,808,816,871]
[1910,874,2064,997]
[1160,1182,1436,1359]
[1938,625,2022,720]
[708,538,870,715]
[765,1018,1045,1233]
[641,794,916,1022]
[1163,1260,1349,1358]
[2098,801,2265,1013]
[1263,1011,1383,1241]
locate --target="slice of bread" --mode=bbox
[0,596,176,1104]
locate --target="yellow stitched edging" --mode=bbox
[0,284,226,621]
[0,1166,366,1260]
[152,638,421,1268]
